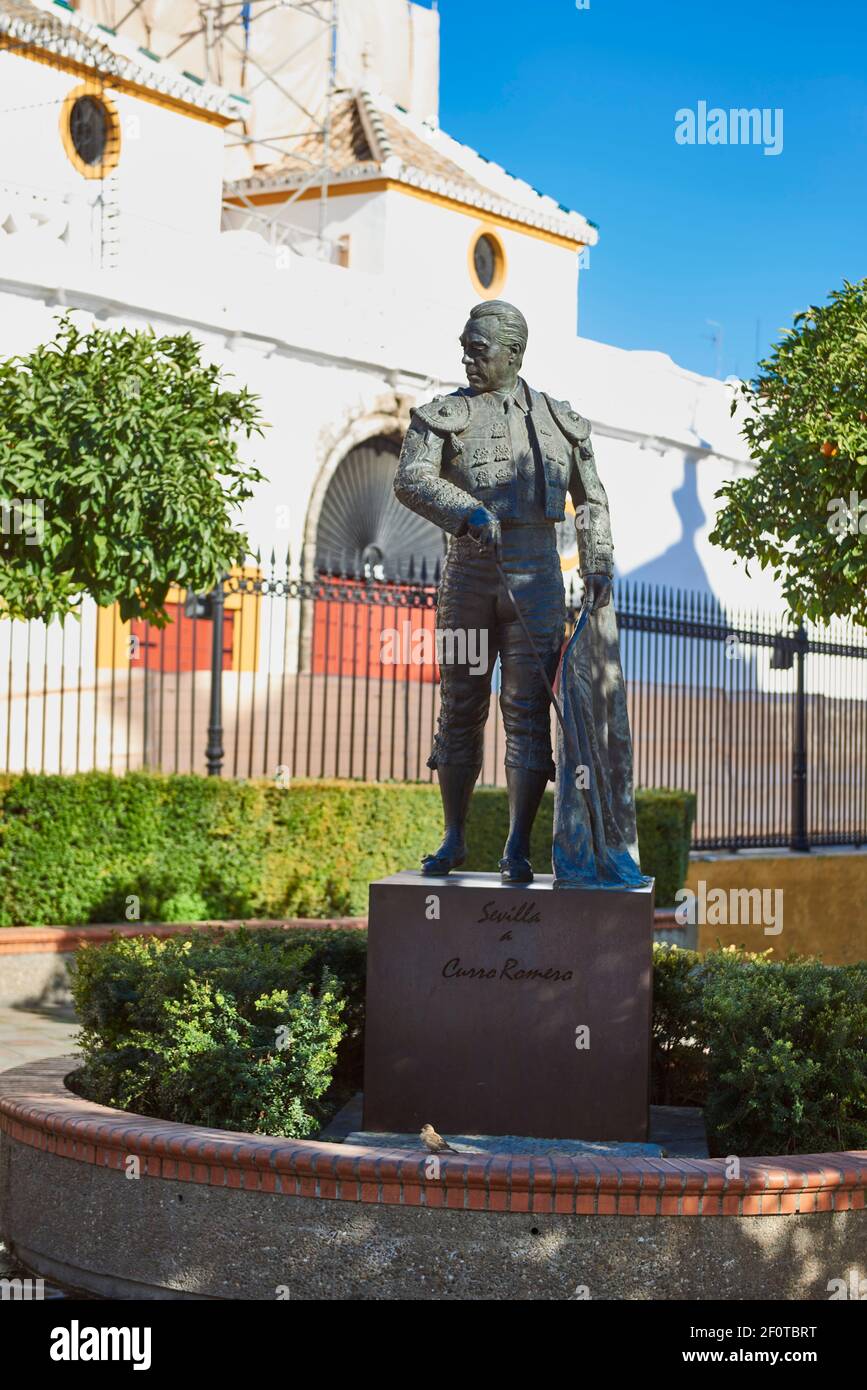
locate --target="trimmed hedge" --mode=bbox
[70,927,366,1137]
[0,772,694,927]
[653,943,867,1155]
[633,787,695,908]
[70,929,866,1155]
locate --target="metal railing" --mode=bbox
[1,551,866,852]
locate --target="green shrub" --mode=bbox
[158,891,210,924]
[72,930,865,1153]
[70,927,367,1137]
[651,941,708,1107]
[0,772,694,925]
[652,943,867,1155]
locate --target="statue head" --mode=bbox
[460,300,528,393]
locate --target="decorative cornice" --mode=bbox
[228,169,595,248]
[0,0,244,122]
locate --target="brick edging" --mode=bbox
[0,913,683,955]
[0,918,367,954]
[1,1059,864,1217]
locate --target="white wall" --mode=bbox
[0,239,755,598]
[0,43,783,650]
[248,183,582,346]
[0,49,225,271]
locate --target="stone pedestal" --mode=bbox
[363,871,655,1142]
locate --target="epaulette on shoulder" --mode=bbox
[412,393,471,435]
[545,394,592,444]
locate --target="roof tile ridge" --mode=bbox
[356,88,394,166]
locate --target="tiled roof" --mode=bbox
[263,95,377,176]
[0,0,244,120]
[228,89,597,247]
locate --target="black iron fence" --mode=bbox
[1,551,866,852]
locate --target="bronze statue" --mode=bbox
[394,300,637,886]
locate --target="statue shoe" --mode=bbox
[421,843,466,876]
[499,855,533,884]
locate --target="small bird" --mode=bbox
[420,1123,458,1154]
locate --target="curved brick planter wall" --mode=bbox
[1,1058,864,1301]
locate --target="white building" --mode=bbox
[0,0,778,779]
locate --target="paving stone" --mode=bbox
[0,1006,78,1077]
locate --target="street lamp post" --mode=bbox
[205,576,226,777]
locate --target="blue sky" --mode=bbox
[431,0,866,381]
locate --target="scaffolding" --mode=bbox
[75,0,341,256]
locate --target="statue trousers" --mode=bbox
[428,523,566,780]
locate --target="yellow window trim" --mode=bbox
[59,81,121,180]
[467,224,507,300]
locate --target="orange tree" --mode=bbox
[710,279,867,625]
[0,315,264,624]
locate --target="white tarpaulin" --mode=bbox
[76,0,439,169]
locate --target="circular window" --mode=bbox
[468,227,506,298]
[473,234,497,289]
[60,85,121,179]
[70,96,109,166]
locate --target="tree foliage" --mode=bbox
[0,315,265,623]
[710,279,867,625]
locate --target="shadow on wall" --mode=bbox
[0,957,75,1013]
[618,454,719,608]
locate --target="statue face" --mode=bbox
[460,317,520,393]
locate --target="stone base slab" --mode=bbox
[363,872,655,1141]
